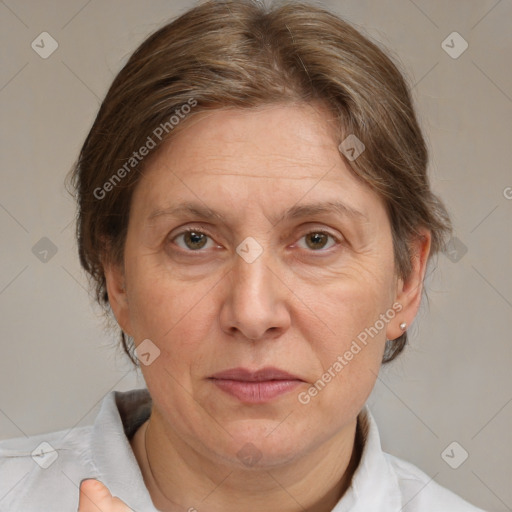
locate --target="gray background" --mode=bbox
[0,1,511,510]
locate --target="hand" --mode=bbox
[78,478,133,511]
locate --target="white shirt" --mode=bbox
[0,388,485,511]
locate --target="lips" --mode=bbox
[210,367,302,382]
[209,367,304,403]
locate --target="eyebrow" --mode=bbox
[146,200,368,226]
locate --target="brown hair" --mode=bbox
[68,0,452,366]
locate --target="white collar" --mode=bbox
[91,388,155,510]
[332,405,402,511]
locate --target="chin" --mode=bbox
[216,420,313,469]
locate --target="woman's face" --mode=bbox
[106,103,426,467]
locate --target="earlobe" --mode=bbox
[386,229,432,341]
[104,261,133,337]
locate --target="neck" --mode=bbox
[131,412,363,512]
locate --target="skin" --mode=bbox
[79,103,431,512]
[78,479,131,511]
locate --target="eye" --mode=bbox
[296,231,338,251]
[170,228,339,253]
[172,229,216,251]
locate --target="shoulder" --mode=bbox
[385,453,487,511]
[0,389,152,511]
[0,425,96,511]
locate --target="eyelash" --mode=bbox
[170,227,341,253]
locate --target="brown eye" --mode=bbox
[298,231,337,251]
[174,230,213,251]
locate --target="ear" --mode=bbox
[104,260,134,338]
[386,228,432,341]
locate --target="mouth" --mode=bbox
[208,367,304,404]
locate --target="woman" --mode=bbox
[0,1,485,511]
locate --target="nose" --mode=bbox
[219,251,291,341]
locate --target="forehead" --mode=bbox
[133,103,383,219]
[148,103,344,178]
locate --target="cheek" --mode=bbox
[297,254,395,348]
[125,255,219,361]
[292,258,394,407]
